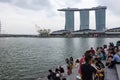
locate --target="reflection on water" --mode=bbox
[0,38,119,80]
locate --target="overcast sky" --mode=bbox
[0,0,120,34]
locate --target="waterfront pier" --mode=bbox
[39,61,120,80]
[39,41,120,80]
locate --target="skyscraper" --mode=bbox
[65,11,74,31]
[80,10,89,30]
[58,6,107,32]
[95,7,106,31]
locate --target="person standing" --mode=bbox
[75,59,80,67]
[81,55,103,80]
[70,57,74,69]
[65,58,72,75]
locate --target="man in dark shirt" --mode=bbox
[81,55,97,80]
[81,63,96,80]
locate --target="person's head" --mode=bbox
[59,66,63,69]
[103,45,107,48]
[76,59,79,63]
[49,69,52,73]
[85,55,93,64]
[70,57,73,61]
[59,66,61,68]
[99,47,103,51]
[114,47,119,53]
[96,47,99,51]
[94,58,99,63]
[91,47,93,50]
[84,50,91,57]
[108,57,113,62]
[65,58,69,63]
[109,42,114,46]
[108,49,112,52]
[55,68,59,73]
[94,57,101,63]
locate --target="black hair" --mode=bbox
[103,45,107,48]
[49,69,52,73]
[94,58,99,61]
[91,47,93,49]
[84,50,91,57]
[55,68,59,73]
[62,78,67,80]
[85,55,92,63]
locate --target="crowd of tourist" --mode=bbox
[47,40,120,80]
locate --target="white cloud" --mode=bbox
[97,0,120,16]
[0,0,120,34]
[0,0,52,10]
[0,2,64,34]
[96,0,120,28]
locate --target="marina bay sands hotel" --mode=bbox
[58,6,107,32]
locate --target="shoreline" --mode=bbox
[1,34,120,38]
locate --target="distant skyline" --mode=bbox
[0,0,120,34]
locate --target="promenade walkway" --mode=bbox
[39,61,120,80]
[116,64,120,80]
[64,61,119,80]
[103,61,118,80]
[38,41,120,80]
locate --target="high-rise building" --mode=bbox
[95,7,106,31]
[80,10,89,30]
[58,6,107,32]
[65,11,74,31]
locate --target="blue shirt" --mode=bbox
[100,52,105,60]
[112,54,120,62]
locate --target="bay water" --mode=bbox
[0,38,119,80]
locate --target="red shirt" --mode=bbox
[80,56,85,65]
[90,49,95,55]
[78,56,85,74]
